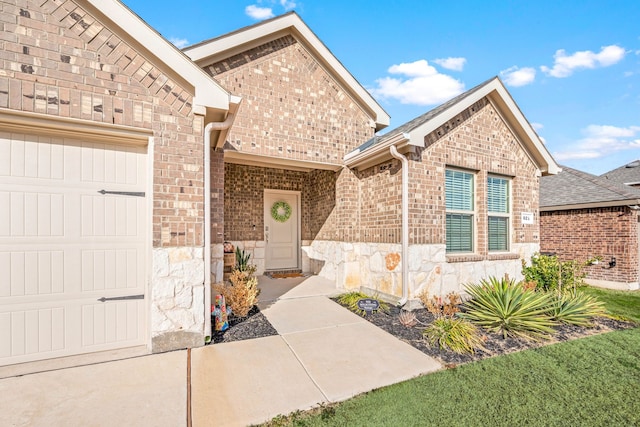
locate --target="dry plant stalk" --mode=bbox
[212,270,260,317]
[418,290,461,318]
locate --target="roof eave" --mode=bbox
[540,198,640,211]
[183,12,389,130]
[344,133,414,170]
[84,0,231,113]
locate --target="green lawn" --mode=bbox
[264,287,640,427]
[581,286,640,323]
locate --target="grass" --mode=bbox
[262,286,640,427]
[580,286,640,323]
[264,328,640,426]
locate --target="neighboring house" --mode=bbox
[540,164,640,290]
[0,1,558,371]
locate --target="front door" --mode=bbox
[264,190,299,270]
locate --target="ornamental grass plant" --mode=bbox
[422,317,486,354]
[548,290,606,326]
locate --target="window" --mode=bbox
[446,169,474,252]
[487,176,510,251]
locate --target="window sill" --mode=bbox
[446,253,521,263]
[446,254,484,263]
[487,253,520,261]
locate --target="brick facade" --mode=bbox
[541,207,640,286]
[0,0,205,248]
[1,0,216,353]
[204,35,375,164]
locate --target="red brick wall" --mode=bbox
[203,35,376,164]
[0,0,205,247]
[541,207,640,284]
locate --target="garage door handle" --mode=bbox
[98,190,145,197]
[97,294,144,302]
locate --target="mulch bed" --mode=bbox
[211,306,278,344]
[353,303,636,366]
[210,300,636,367]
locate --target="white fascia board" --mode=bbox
[344,133,410,169]
[407,78,560,175]
[185,13,389,129]
[86,0,230,112]
[490,82,560,175]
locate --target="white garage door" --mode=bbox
[0,132,148,366]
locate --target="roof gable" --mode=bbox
[83,0,233,115]
[540,166,640,210]
[183,12,389,131]
[345,77,559,175]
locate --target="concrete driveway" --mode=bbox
[0,276,441,427]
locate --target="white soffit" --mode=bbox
[84,0,232,113]
[184,12,390,130]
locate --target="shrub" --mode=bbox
[461,276,556,340]
[335,291,389,316]
[548,290,606,326]
[522,253,588,292]
[212,269,260,317]
[423,317,485,354]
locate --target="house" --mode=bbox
[540,164,640,290]
[0,0,239,368]
[0,0,558,371]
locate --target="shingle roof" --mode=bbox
[352,77,497,154]
[540,165,640,209]
[600,159,640,186]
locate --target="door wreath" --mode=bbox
[271,201,292,223]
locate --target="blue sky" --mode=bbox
[124,0,640,175]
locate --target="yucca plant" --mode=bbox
[461,277,557,340]
[423,317,485,354]
[335,291,389,316]
[548,290,606,326]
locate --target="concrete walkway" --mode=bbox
[0,276,441,427]
[191,276,441,426]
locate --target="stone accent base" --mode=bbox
[151,247,206,353]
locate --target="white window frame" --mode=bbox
[487,175,511,252]
[445,168,476,253]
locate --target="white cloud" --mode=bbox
[245,5,275,20]
[540,45,626,78]
[531,122,544,131]
[500,66,536,87]
[433,57,466,71]
[280,0,297,10]
[553,124,640,161]
[369,59,465,106]
[169,37,189,49]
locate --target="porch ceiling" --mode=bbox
[224,151,342,172]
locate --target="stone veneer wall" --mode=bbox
[304,241,538,305]
[2,0,211,352]
[541,206,639,289]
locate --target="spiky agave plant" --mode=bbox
[460,277,556,340]
[548,290,606,326]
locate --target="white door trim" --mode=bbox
[264,189,301,270]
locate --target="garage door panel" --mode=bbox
[0,133,147,366]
